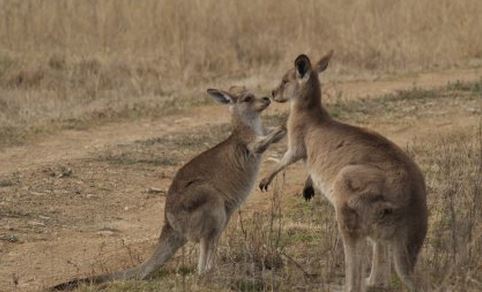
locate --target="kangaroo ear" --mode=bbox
[315,50,334,73]
[294,54,312,80]
[207,88,236,104]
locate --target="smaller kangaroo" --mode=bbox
[259,52,427,291]
[52,87,286,290]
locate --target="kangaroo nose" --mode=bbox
[263,96,270,102]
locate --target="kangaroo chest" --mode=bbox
[225,157,261,211]
[305,149,339,205]
[309,171,335,204]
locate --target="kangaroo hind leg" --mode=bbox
[391,238,422,291]
[336,203,367,292]
[366,240,391,289]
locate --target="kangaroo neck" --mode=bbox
[290,78,331,126]
[231,114,262,143]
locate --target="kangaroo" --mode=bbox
[52,87,286,290]
[259,51,428,292]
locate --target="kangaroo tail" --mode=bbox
[51,224,186,290]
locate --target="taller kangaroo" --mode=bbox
[53,87,286,290]
[259,51,427,292]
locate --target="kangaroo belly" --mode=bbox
[240,171,257,199]
[228,161,260,209]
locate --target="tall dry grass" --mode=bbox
[0,0,481,146]
[1,0,481,76]
[410,128,482,290]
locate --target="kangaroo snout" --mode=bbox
[270,89,288,103]
[262,96,271,105]
[257,96,271,112]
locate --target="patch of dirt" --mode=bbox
[323,67,482,101]
[0,67,480,291]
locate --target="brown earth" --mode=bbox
[0,67,481,291]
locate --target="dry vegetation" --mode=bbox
[85,82,480,292]
[1,0,482,147]
[1,81,480,291]
[0,1,481,291]
[77,84,481,292]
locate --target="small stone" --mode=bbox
[29,221,46,227]
[466,107,480,114]
[0,234,18,243]
[97,230,116,237]
[58,167,73,178]
[146,187,164,194]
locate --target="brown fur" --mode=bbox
[52,87,286,290]
[260,51,427,292]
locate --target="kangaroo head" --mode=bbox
[271,50,333,103]
[207,86,271,134]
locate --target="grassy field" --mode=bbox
[86,82,481,292]
[1,0,482,147]
[0,1,481,291]
[0,81,480,291]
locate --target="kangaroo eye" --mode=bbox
[282,79,288,85]
[243,95,253,102]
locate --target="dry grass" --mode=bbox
[329,80,482,123]
[0,1,481,290]
[1,0,481,73]
[1,0,481,147]
[411,128,482,290]
[0,85,479,289]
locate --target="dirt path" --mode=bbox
[325,66,482,100]
[0,67,480,291]
[1,67,480,177]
